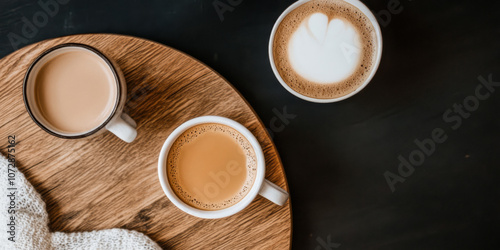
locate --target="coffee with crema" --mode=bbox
[167,123,257,211]
[34,49,117,134]
[272,0,379,99]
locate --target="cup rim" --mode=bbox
[22,43,122,139]
[268,0,383,103]
[157,116,266,219]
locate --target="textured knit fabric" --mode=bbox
[0,154,161,250]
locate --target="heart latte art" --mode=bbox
[289,13,361,84]
[272,0,379,99]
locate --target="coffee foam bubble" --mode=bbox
[273,0,378,99]
[167,123,257,211]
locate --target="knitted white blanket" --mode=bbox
[0,154,161,250]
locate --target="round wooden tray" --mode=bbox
[0,34,292,249]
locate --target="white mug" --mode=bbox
[268,0,383,103]
[158,116,289,219]
[23,43,137,143]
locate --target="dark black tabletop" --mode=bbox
[1,0,499,249]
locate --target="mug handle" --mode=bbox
[258,179,289,206]
[105,113,137,143]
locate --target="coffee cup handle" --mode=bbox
[105,113,137,143]
[258,179,289,206]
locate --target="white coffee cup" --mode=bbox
[23,43,137,143]
[268,0,383,103]
[158,116,289,219]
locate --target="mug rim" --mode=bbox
[22,43,122,139]
[157,116,266,219]
[268,0,383,103]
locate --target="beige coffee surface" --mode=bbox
[35,50,117,133]
[167,124,257,210]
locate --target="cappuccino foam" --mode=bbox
[167,123,257,211]
[273,0,378,99]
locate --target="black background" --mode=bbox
[1,0,500,249]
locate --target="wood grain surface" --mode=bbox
[0,34,292,249]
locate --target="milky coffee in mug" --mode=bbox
[269,0,382,102]
[34,49,117,133]
[24,44,137,143]
[158,116,289,219]
[167,123,257,211]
